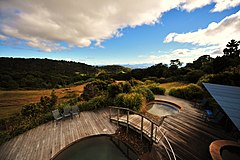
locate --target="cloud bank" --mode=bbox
[164,10,240,46]
[0,0,239,51]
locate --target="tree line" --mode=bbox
[0,39,239,89]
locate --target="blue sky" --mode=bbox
[0,0,240,66]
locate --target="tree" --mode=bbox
[170,59,183,67]
[223,39,240,57]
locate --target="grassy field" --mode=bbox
[0,81,187,119]
[160,82,189,94]
[0,85,85,119]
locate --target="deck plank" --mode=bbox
[0,95,235,160]
[0,109,117,160]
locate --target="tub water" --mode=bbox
[53,135,139,160]
[147,102,179,117]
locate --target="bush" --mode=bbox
[81,80,109,100]
[169,84,203,100]
[147,84,165,95]
[131,87,154,102]
[185,70,205,83]
[107,83,123,98]
[115,93,145,111]
[77,95,112,111]
[122,81,132,93]
[197,72,240,87]
[129,79,144,86]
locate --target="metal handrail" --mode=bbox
[109,106,176,160]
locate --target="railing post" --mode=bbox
[127,110,129,133]
[155,126,157,142]
[109,107,112,119]
[117,108,119,126]
[141,116,143,141]
[151,122,154,145]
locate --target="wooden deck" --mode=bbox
[154,95,235,160]
[0,109,117,160]
[110,95,235,160]
[0,95,236,160]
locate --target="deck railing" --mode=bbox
[109,106,176,160]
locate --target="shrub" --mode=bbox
[115,93,145,111]
[122,81,132,93]
[131,87,154,102]
[147,84,165,95]
[77,95,112,111]
[107,83,123,98]
[169,84,203,100]
[197,72,240,87]
[185,70,205,83]
[81,80,108,100]
[129,79,144,86]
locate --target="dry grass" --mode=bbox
[0,85,85,119]
[160,82,188,94]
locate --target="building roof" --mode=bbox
[203,83,240,131]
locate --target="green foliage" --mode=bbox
[147,84,166,95]
[169,84,204,100]
[107,83,123,98]
[185,70,205,83]
[114,93,145,111]
[0,58,97,89]
[131,87,154,102]
[0,92,58,145]
[129,79,144,86]
[122,81,132,93]
[197,72,240,86]
[77,95,111,111]
[81,80,109,100]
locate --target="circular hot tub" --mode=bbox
[147,100,180,117]
[210,140,240,160]
[52,135,139,160]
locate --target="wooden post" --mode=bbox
[109,108,111,119]
[150,122,154,144]
[141,116,143,141]
[155,126,157,142]
[117,108,119,126]
[127,110,129,133]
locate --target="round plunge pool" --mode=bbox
[53,135,139,160]
[221,146,240,160]
[147,101,180,117]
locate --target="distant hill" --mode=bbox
[122,63,154,69]
[98,65,131,74]
[0,57,98,89]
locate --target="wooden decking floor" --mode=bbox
[153,95,235,160]
[0,109,117,160]
[0,95,236,160]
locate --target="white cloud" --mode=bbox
[0,34,7,40]
[144,45,222,65]
[0,0,180,52]
[180,0,240,12]
[164,11,240,46]
[212,0,240,12]
[180,0,212,12]
[0,0,239,52]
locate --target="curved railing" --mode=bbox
[109,106,176,160]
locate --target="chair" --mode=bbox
[203,109,225,124]
[63,106,71,118]
[71,105,80,117]
[195,98,208,109]
[52,109,63,121]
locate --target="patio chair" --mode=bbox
[71,105,80,117]
[63,106,71,118]
[195,98,208,109]
[52,109,63,121]
[203,109,225,124]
